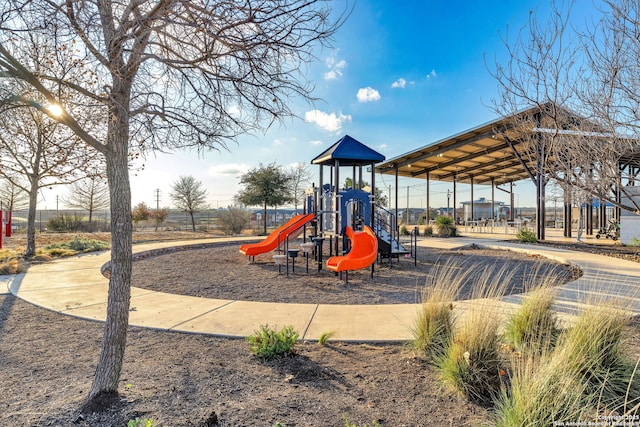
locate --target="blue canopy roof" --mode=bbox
[311,135,386,166]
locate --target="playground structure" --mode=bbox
[239,135,414,279]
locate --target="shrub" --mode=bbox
[423,225,433,237]
[127,418,157,427]
[246,325,299,359]
[400,224,409,235]
[503,285,559,355]
[435,215,457,237]
[559,304,640,408]
[47,213,83,232]
[0,259,23,275]
[517,227,537,243]
[44,237,110,256]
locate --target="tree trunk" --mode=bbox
[190,210,196,232]
[87,84,133,402]
[263,201,267,235]
[25,179,39,257]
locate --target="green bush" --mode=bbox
[435,215,457,237]
[47,213,83,232]
[400,224,410,235]
[517,227,537,243]
[127,418,157,427]
[44,237,110,255]
[423,225,433,237]
[246,325,299,359]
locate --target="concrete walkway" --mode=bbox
[4,233,640,342]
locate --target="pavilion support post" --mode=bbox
[599,200,607,230]
[470,176,475,222]
[426,172,430,223]
[510,182,515,221]
[564,187,572,238]
[453,178,458,224]
[535,130,546,240]
[586,198,593,235]
[491,178,496,223]
[616,172,622,223]
[395,165,399,232]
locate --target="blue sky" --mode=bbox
[44,0,596,212]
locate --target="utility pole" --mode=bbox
[154,189,161,211]
[406,186,410,224]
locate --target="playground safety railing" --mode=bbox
[373,205,398,251]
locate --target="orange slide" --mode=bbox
[326,225,378,273]
[239,213,315,257]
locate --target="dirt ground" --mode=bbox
[1,232,639,426]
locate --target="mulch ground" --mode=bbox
[130,242,578,304]
[1,232,639,426]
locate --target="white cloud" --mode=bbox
[378,144,389,152]
[273,139,283,145]
[357,87,381,103]
[324,70,340,80]
[304,110,352,133]
[208,163,250,176]
[309,140,324,146]
[324,53,347,81]
[427,69,437,79]
[391,78,407,89]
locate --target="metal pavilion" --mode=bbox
[375,104,640,240]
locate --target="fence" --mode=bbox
[8,208,262,233]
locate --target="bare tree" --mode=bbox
[287,162,312,212]
[63,175,110,227]
[0,179,28,212]
[489,0,640,238]
[170,176,208,232]
[0,96,100,255]
[0,0,346,403]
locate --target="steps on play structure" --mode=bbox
[375,227,410,258]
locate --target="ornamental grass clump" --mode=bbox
[246,325,299,359]
[560,303,640,409]
[412,259,460,361]
[435,266,509,405]
[502,284,560,355]
[493,349,591,426]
